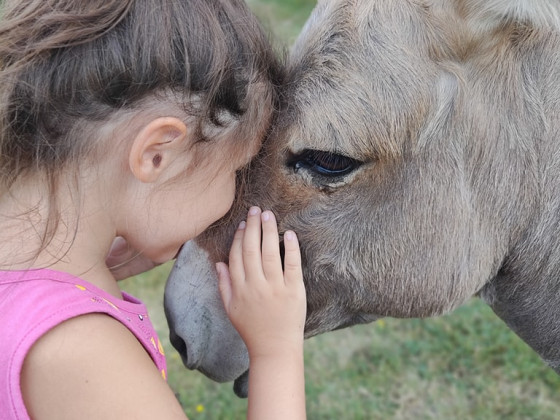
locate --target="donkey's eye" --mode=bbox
[288,150,360,177]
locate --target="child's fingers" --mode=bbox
[283,230,303,286]
[242,207,265,281]
[261,211,282,281]
[228,221,247,284]
[216,262,232,308]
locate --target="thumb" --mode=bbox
[216,262,232,310]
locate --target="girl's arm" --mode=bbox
[21,313,188,420]
[217,207,307,420]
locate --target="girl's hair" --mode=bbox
[0,0,282,179]
[0,0,282,254]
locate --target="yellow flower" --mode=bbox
[377,319,386,329]
[196,404,205,413]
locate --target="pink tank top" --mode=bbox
[0,268,167,419]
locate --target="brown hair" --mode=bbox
[0,0,282,252]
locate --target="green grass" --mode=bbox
[246,0,316,47]
[121,1,560,418]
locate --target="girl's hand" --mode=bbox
[216,207,306,358]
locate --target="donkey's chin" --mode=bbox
[233,370,250,398]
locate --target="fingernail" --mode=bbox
[248,206,260,216]
[262,211,270,222]
[285,231,295,241]
[238,220,246,230]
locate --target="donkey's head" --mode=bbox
[165,0,560,396]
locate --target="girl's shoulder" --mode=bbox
[0,270,187,420]
[21,313,188,420]
[0,268,167,379]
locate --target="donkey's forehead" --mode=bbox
[292,0,453,57]
[278,0,471,161]
[283,51,438,157]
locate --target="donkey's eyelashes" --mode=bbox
[287,149,361,177]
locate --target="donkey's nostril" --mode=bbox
[169,329,186,356]
[169,330,199,370]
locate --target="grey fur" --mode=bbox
[165,0,560,396]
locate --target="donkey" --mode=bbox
[164,0,560,397]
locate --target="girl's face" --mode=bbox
[122,141,255,265]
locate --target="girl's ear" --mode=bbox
[128,117,189,183]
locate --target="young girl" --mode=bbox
[0,1,307,419]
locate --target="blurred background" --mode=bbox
[121,1,560,418]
